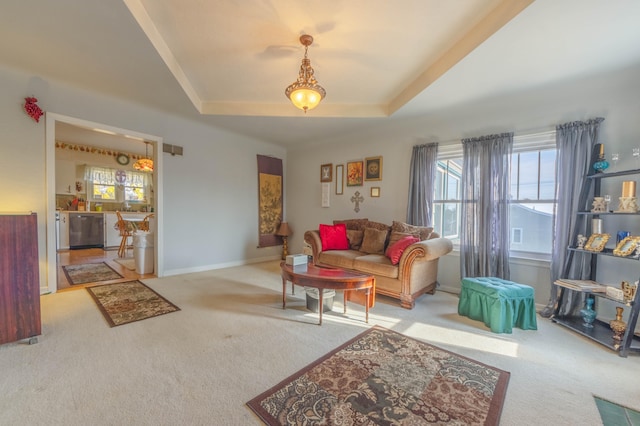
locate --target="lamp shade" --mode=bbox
[276,222,292,237]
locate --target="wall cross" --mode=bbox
[351,191,364,213]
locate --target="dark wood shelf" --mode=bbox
[568,247,640,261]
[587,168,640,179]
[552,316,640,355]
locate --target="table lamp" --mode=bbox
[276,222,292,260]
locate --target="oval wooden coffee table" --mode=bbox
[280,261,375,325]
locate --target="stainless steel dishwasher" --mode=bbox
[69,213,104,249]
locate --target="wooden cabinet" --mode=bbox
[0,213,41,345]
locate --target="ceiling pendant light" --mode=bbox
[133,141,153,172]
[285,35,326,113]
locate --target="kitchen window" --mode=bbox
[85,166,150,203]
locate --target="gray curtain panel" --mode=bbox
[460,133,513,279]
[540,117,604,318]
[406,143,438,226]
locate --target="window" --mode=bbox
[433,131,557,258]
[433,159,462,244]
[86,166,150,204]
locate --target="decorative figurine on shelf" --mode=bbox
[580,297,597,328]
[622,281,637,302]
[617,180,639,213]
[577,234,587,249]
[591,197,607,213]
[610,307,626,347]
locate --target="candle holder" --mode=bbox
[617,197,639,213]
[591,197,607,213]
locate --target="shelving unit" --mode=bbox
[552,147,640,357]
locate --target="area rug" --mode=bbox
[86,280,180,327]
[62,262,123,285]
[114,257,136,271]
[247,326,509,425]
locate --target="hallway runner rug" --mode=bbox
[86,280,180,327]
[247,325,509,425]
[62,262,123,285]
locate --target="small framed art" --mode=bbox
[346,161,363,187]
[320,163,332,182]
[613,236,639,257]
[365,156,382,181]
[371,187,380,197]
[584,233,610,252]
[335,164,344,195]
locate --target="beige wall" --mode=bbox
[285,63,640,307]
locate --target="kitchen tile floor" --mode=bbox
[57,247,154,291]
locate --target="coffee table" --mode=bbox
[280,262,375,325]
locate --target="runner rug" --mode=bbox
[247,326,509,425]
[86,280,180,327]
[62,262,123,285]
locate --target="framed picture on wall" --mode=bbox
[346,161,363,186]
[335,164,344,195]
[371,187,380,197]
[320,163,332,182]
[365,156,382,181]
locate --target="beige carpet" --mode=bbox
[1,260,639,425]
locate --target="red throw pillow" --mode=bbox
[385,236,419,265]
[319,224,349,251]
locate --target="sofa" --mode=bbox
[304,219,453,309]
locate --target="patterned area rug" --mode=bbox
[86,280,180,327]
[247,326,509,425]
[62,262,123,285]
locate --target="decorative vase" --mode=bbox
[593,155,609,173]
[580,297,597,328]
[610,307,626,343]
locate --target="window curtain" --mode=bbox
[540,118,604,318]
[460,133,513,279]
[85,166,115,185]
[406,143,438,226]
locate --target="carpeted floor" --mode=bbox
[62,262,123,285]
[86,280,180,327]
[248,325,509,425]
[2,260,640,425]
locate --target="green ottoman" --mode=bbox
[458,277,537,333]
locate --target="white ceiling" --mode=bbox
[2,0,640,148]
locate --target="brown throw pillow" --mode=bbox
[365,220,391,232]
[391,220,433,241]
[388,231,420,247]
[360,227,389,254]
[333,218,369,231]
[346,229,364,250]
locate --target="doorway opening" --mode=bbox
[45,113,164,294]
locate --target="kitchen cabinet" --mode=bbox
[0,213,41,345]
[104,212,121,248]
[59,212,69,250]
[55,159,77,195]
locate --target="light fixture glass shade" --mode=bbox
[285,35,325,113]
[133,157,154,172]
[288,88,323,112]
[133,141,154,172]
